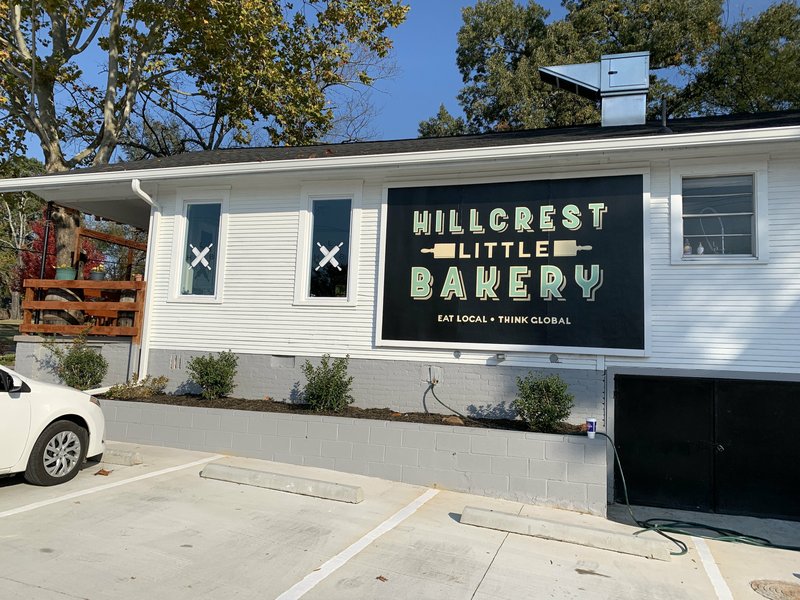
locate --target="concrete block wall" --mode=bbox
[14,335,136,386]
[148,350,605,426]
[101,399,607,516]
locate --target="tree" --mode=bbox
[561,0,722,69]
[0,0,409,171]
[15,217,103,288]
[678,2,800,115]
[0,0,408,265]
[121,118,193,162]
[418,104,469,138]
[0,156,44,318]
[422,0,606,134]
[420,0,798,136]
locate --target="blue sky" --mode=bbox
[371,0,782,140]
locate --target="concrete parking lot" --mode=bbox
[0,443,797,599]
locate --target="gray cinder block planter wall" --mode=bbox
[101,400,608,516]
[14,335,137,386]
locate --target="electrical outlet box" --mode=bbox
[422,366,443,385]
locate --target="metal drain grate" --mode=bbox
[751,580,800,600]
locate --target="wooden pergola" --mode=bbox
[74,226,148,280]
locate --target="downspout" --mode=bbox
[131,178,159,381]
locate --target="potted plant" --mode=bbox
[55,263,77,280]
[89,264,106,281]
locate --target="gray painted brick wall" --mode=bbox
[14,335,136,386]
[101,399,607,516]
[148,349,605,426]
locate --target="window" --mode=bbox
[681,175,754,257]
[172,188,229,303]
[294,182,361,305]
[670,160,768,264]
[309,199,351,298]
[181,203,221,296]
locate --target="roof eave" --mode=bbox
[1,125,798,193]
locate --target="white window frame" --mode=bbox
[293,181,362,307]
[670,158,768,265]
[169,187,230,303]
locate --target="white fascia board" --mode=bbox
[1,125,798,193]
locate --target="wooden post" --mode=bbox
[22,285,34,329]
[132,282,145,344]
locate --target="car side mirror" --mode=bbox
[0,370,26,393]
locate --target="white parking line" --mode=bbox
[693,536,733,600]
[276,488,439,600]
[0,455,222,519]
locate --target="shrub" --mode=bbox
[512,372,574,432]
[107,374,168,399]
[301,353,354,413]
[43,332,108,390]
[186,350,238,400]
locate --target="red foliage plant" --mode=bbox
[13,216,104,290]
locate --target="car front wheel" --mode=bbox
[24,420,88,486]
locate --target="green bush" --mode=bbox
[512,372,574,432]
[107,374,168,399]
[301,354,354,413]
[186,350,238,400]
[43,332,108,390]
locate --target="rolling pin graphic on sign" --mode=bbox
[553,240,592,257]
[420,243,456,259]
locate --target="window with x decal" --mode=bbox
[181,202,221,296]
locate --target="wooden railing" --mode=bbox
[21,279,146,343]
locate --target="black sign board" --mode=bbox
[379,175,645,352]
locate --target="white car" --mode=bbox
[0,366,105,485]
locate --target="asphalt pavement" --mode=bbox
[0,442,797,599]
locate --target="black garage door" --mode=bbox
[614,375,800,521]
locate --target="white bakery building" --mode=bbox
[5,54,799,520]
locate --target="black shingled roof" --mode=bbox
[66,110,800,176]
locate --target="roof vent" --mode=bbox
[539,51,650,127]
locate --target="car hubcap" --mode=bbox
[43,431,81,478]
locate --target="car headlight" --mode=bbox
[89,396,101,407]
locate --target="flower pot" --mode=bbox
[89,271,105,281]
[55,267,77,280]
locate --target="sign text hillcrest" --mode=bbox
[381,175,645,352]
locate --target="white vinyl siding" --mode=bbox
[144,146,800,377]
[609,156,800,373]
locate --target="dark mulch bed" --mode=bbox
[102,393,584,435]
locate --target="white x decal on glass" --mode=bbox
[316,242,344,271]
[189,243,213,270]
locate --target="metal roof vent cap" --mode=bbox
[539,51,650,127]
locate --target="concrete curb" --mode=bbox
[101,447,143,466]
[460,506,670,561]
[200,462,364,504]
[87,386,112,395]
